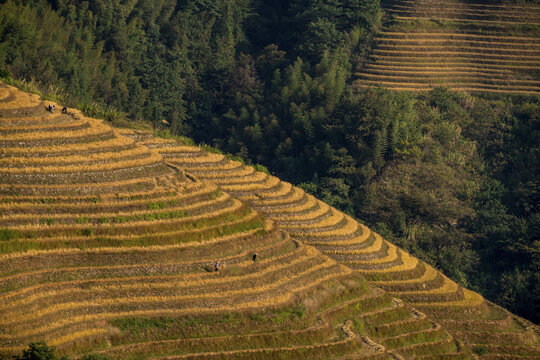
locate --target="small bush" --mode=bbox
[81,228,94,236]
[14,342,67,360]
[226,154,245,164]
[0,228,18,241]
[202,144,223,154]
[253,163,270,174]
[79,102,128,126]
[0,67,11,80]
[473,346,487,355]
[39,218,55,226]
[180,136,195,146]
[147,201,166,210]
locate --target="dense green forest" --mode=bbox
[0,0,538,322]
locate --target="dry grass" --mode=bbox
[211,170,267,185]
[139,138,178,147]
[0,136,135,155]
[294,217,359,238]
[372,263,438,285]
[48,328,109,347]
[356,249,418,273]
[356,78,540,89]
[359,70,530,80]
[0,151,163,174]
[222,176,280,192]
[267,196,320,215]
[0,120,113,141]
[195,166,253,179]
[186,161,245,174]
[310,227,371,247]
[0,114,57,123]
[392,14,537,26]
[355,83,540,95]
[283,209,344,230]
[415,288,484,308]
[257,182,292,198]
[389,8,540,23]
[157,146,204,156]
[363,62,540,71]
[323,233,384,255]
[168,153,225,164]
[397,275,459,296]
[376,42,540,53]
[0,119,88,132]
[450,87,540,94]
[0,88,41,109]
[0,87,11,100]
[0,146,151,166]
[392,5,540,18]
[352,243,399,266]
[257,185,303,205]
[378,31,540,42]
[1,176,162,193]
[370,53,540,64]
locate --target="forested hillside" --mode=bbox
[0,0,538,323]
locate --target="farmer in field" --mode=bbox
[252,253,258,262]
[214,262,220,272]
[62,106,68,114]
[48,104,55,112]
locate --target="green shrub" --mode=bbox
[0,67,11,80]
[202,144,223,154]
[253,163,270,175]
[39,218,55,226]
[473,346,487,355]
[0,228,18,241]
[14,342,67,360]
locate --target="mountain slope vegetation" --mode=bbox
[0,0,538,326]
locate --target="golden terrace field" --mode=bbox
[141,121,540,359]
[353,0,540,94]
[1,83,539,360]
[0,83,470,360]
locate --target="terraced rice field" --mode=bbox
[0,83,474,360]
[354,0,540,94]
[141,130,540,359]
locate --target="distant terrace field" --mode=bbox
[354,0,540,94]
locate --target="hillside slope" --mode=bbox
[354,0,540,94]
[126,129,540,360]
[0,83,482,360]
